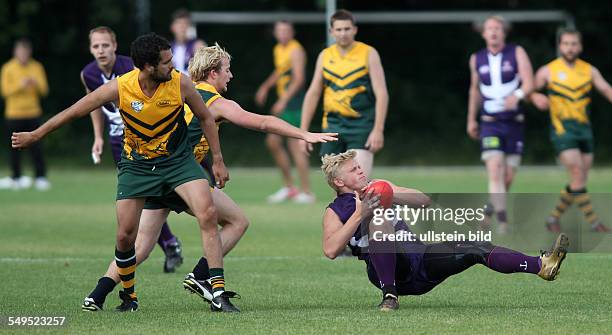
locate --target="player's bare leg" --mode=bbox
[288,138,315,203]
[266,133,298,203]
[484,152,508,234]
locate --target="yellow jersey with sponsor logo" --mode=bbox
[547,58,593,134]
[321,41,375,130]
[117,69,188,163]
[184,82,222,163]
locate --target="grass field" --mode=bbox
[1,166,612,334]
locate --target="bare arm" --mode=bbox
[516,46,534,96]
[467,54,481,140]
[530,66,550,111]
[592,66,612,103]
[210,98,337,143]
[300,51,325,132]
[255,71,279,107]
[12,79,118,148]
[182,74,229,187]
[365,48,389,153]
[81,72,105,156]
[323,207,362,259]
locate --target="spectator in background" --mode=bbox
[170,8,206,75]
[0,38,50,191]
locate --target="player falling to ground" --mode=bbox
[530,28,612,233]
[13,33,229,312]
[82,26,184,273]
[255,20,314,204]
[81,43,337,313]
[467,15,534,234]
[170,8,206,76]
[300,9,388,177]
[321,150,569,311]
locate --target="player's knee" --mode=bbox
[116,230,136,249]
[194,204,218,228]
[266,135,281,151]
[235,215,250,234]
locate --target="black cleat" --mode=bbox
[115,290,138,312]
[81,297,102,311]
[183,273,213,303]
[211,291,241,313]
[163,239,184,273]
[378,293,399,312]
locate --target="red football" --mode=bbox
[365,180,394,208]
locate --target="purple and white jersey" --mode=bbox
[476,44,522,120]
[81,55,134,137]
[171,39,198,75]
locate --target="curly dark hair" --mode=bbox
[131,33,171,70]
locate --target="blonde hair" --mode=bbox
[89,26,117,44]
[321,150,357,191]
[481,15,511,33]
[188,42,232,82]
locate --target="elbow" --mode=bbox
[323,245,338,260]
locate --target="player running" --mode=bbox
[530,28,612,232]
[467,15,534,233]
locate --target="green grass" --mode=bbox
[1,166,612,334]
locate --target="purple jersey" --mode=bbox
[81,55,134,138]
[476,44,522,120]
[171,39,198,75]
[328,193,436,295]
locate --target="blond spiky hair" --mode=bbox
[188,42,232,81]
[321,150,357,191]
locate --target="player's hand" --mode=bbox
[356,187,381,218]
[212,159,230,189]
[271,99,287,116]
[504,95,520,110]
[467,120,479,140]
[365,129,384,153]
[11,131,38,149]
[530,93,549,111]
[255,87,268,107]
[302,132,338,144]
[91,138,104,164]
[298,139,313,156]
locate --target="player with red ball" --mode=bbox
[321,150,569,311]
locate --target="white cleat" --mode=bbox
[34,177,51,191]
[292,192,316,204]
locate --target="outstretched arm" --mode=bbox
[366,48,389,153]
[211,98,337,143]
[182,74,229,188]
[12,79,118,148]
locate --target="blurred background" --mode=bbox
[0,0,610,166]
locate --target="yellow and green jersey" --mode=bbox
[321,41,375,133]
[117,69,188,163]
[273,39,305,111]
[547,58,593,135]
[184,82,222,163]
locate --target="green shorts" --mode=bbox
[144,160,214,213]
[550,121,594,155]
[279,109,301,127]
[319,131,370,156]
[116,153,208,200]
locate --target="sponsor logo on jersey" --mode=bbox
[156,100,171,107]
[131,101,144,112]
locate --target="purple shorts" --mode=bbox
[110,135,123,166]
[479,120,524,155]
